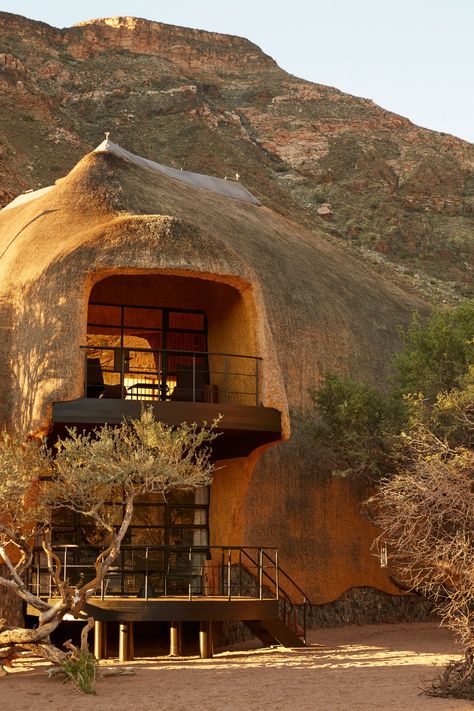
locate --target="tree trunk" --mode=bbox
[0,566,23,627]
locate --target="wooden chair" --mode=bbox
[86,357,105,398]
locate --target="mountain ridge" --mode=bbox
[0,11,472,301]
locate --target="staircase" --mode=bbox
[235,548,311,647]
[245,618,305,647]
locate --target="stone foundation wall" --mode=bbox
[305,587,434,628]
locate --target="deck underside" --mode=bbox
[29,596,280,623]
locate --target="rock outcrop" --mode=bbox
[0,11,473,299]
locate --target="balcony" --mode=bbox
[27,544,309,655]
[51,346,282,459]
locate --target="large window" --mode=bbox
[52,488,210,595]
[86,302,208,399]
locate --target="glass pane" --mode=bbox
[124,306,162,330]
[52,527,76,544]
[80,526,111,547]
[167,332,207,355]
[129,527,165,546]
[52,507,75,525]
[88,304,122,327]
[104,505,124,526]
[132,505,165,526]
[169,529,194,546]
[171,507,195,526]
[168,312,205,330]
[167,490,195,504]
[87,325,121,337]
[126,344,160,377]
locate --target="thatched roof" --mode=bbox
[0,141,426,602]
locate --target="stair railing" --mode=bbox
[237,547,311,645]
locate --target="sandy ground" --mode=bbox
[2,622,473,711]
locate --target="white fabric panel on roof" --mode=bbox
[1,138,261,212]
[94,138,261,206]
[1,185,54,212]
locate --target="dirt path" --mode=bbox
[2,622,471,710]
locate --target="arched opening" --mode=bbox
[85,272,260,406]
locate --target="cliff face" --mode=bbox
[0,12,473,298]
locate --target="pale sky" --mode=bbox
[2,0,473,143]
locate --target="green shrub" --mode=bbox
[308,302,474,480]
[308,374,401,479]
[312,190,328,203]
[62,649,97,695]
[394,301,474,399]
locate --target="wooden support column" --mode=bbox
[94,620,107,660]
[119,622,134,662]
[129,622,134,660]
[170,621,183,657]
[199,621,213,659]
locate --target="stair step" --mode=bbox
[244,620,277,647]
[282,610,304,637]
[244,618,305,647]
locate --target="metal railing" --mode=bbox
[238,548,311,645]
[27,544,310,643]
[82,345,262,407]
[28,545,281,602]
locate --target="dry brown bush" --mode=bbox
[370,384,474,698]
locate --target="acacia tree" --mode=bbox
[370,373,474,698]
[0,409,217,673]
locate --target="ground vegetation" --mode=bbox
[309,301,474,697]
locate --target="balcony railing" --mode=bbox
[29,545,281,601]
[82,345,262,407]
[28,544,310,644]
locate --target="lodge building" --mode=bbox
[0,138,425,657]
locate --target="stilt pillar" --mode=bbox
[170,621,183,657]
[119,622,134,662]
[199,621,213,659]
[94,620,107,660]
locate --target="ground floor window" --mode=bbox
[51,487,210,595]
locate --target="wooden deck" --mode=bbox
[29,595,279,623]
[86,595,280,622]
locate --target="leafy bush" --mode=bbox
[62,649,97,695]
[394,301,474,400]
[308,301,474,480]
[308,374,401,479]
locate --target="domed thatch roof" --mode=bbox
[0,140,425,602]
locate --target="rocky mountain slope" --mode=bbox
[0,12,472,300]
